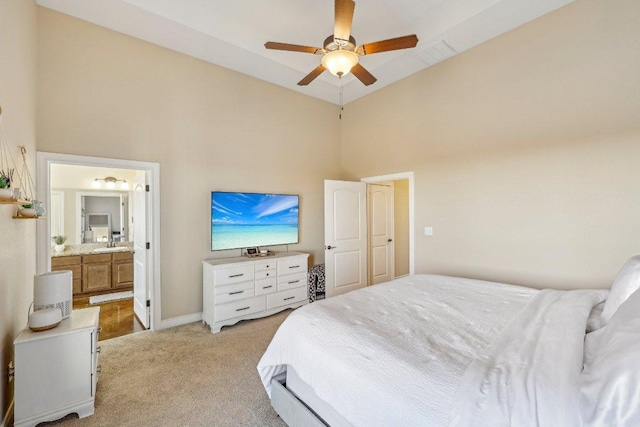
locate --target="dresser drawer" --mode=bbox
[52,264,81,279]
[255,262,276,272]
[214,265,254,286]
[255,270,275,280]
[51,256,81,267]
[215,296,266,322]
[267,287,307,309]
[215,282,255,305]
[278,272,307,292]
[255,277,277,296]
[112,252,133,261]
[277,258,308,276]
[82,253,112,264]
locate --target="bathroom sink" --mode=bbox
[93,247,130,253]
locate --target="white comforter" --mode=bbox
[257,274,607,427]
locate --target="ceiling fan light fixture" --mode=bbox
[322,49,358,77]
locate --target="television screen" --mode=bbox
[211,191,299,251]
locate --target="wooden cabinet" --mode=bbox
[13,307,101,427]
[203,252,309,333]
[51,251,134,296]
[112,252,134,288]
[51,256,82,294]
[82,254,112,293]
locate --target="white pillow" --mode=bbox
[601,255,640,323]
[580,288,640,426]
[586,302,606,333]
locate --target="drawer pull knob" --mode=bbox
[236,306,251,312]
[288,265,300,269]
[284,296,295,301]
[229,291,244,295]
[288,280,299,284]
[229,273,244,278]
[263,285,273,289]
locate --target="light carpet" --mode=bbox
[42,311,291,427]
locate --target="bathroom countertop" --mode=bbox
[51,243,134,257]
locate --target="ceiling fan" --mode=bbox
[264,0,418,86]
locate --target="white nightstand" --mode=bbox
[13,307,101,427]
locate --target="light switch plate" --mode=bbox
[424,227,433,236]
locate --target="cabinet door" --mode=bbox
[14,331,92,421]
[112,261,133,288]
[82,263,112,293]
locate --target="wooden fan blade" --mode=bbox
[298,65,326,86]
[265,42,322,54]
[334,0,355,42]
[351,63,377,86]
[359,34,419,55]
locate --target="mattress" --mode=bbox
[258,274,607,426]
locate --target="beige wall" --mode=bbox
[393,179,410,277]
[342,0,640,290]
[0,0,37,421]
[36,8,342,320]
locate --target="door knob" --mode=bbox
[387,239,393,242]
[326,245,335,250]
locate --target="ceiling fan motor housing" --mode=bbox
[323,35,357,53]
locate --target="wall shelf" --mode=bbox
[0,198,30,204]
[13,216,47,220]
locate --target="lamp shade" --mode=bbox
[322,50,358,77]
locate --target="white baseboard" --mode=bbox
[1,399,13,427]
[157,312,203,330]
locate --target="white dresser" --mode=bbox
[202,252,309,333]
[13,307,101,427]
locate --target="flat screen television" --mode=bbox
[211,191,299,251]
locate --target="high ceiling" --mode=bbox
[36,0,574,105]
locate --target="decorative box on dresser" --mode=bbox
[203,252,309,333]
[13,307,101,427]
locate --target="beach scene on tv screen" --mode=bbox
[211,192,299,251]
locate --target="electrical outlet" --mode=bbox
[7,361,14,383]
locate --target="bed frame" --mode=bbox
[270,373,326,426]
[270,368,352,427]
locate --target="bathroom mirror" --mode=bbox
[49,164,136,245]
[80,193,127,243]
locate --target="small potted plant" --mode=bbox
[19,203,36,217]
[52,235,67,253]
[0,175,12,199]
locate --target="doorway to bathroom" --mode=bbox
[36,152,161,338]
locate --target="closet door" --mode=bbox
[368,183,394,285]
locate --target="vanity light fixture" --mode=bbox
[92,176,129,190]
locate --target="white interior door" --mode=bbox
[368,183,394,285]
[324,180,367,298]
[133,171,150,328]
[50,190,64,239]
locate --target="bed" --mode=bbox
[257,256,640,427]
